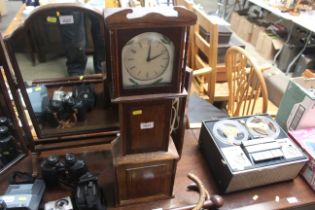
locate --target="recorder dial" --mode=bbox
[212,120,249,145]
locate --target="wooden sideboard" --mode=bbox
[0,129,314,210]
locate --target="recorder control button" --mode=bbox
[252,149,284,163]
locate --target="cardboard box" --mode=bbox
[230,12,240,32]
[255,31,283,60]
[217,34,245,63]
[199,24,232,44]
[237,16,253,42]
[289,128,315,191]
[0,0,7,16]
[276,77,315,131]
[250,24,264,46]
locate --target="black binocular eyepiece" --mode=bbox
[0,123,17,166]
[40,153,88,188]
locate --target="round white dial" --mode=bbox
[122,32,174,87]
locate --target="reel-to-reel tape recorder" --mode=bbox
[199,115,308,193]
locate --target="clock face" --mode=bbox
[122,32,174,88]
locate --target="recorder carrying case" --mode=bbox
[198,115,308,193]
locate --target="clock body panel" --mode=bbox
[119,98,173,154]
[116,161,176,202]
[112,138,179,206]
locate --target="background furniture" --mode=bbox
[225,46,268,116]
[191,5,229,103]
[225,46,279,116]
[0,0,7,16]
[245,0,315,107]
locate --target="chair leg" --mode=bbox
[199,76,204,94]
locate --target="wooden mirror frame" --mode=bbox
[3,3,119,148]
[0,35,28,175]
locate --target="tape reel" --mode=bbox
[212,120,249,145]
[246,116,280,138]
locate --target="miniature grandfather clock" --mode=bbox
[104,7,196,205]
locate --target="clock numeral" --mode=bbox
[131,49,137,54]
[129,66,136,70]
[129,78,139,85]
[128,58,134,61]
[137,71,142,76]
[161,36,171,44]
[152,78,163,85]
[126,40,134,46]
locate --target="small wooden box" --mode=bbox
[112,138,179,205]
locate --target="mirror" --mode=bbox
[4,3,119,140]
[9,4,106,80]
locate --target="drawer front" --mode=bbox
[116,161,175,202]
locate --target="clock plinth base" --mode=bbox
[112,137,179,206]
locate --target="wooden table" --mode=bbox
[0,129,314,210]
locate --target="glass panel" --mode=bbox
[28,77,118,137]
[15,9,106,80]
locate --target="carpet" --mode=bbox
[187,94,228,128]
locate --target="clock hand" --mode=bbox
[148,50,165,62]
[146,41,152,62]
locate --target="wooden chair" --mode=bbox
[175,0,194,67]
[190,6,228,103]
[225,46,272,117]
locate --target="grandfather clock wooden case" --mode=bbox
[105,7,196,205]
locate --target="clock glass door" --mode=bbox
[121,32,175,88]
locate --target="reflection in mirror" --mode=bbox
[26,75,118,138]
[10,3,106,81]
[4,4,119,140]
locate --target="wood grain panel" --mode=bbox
[120,99,172,154]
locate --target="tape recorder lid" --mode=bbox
[202,114,284,146]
